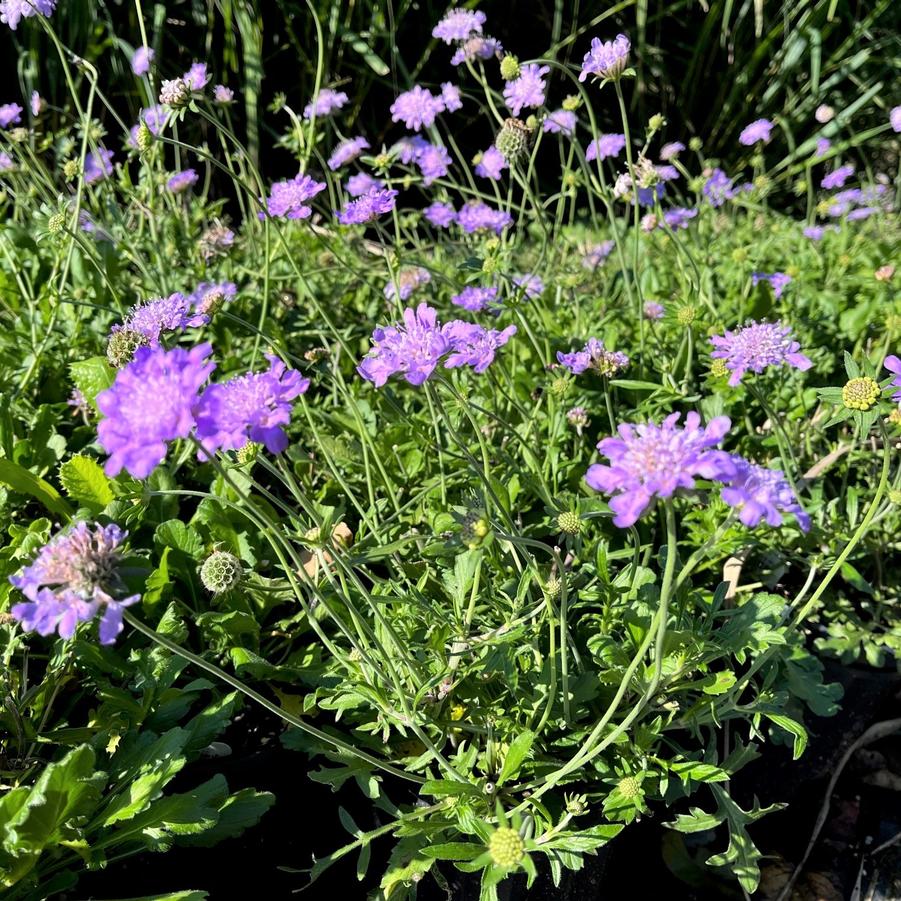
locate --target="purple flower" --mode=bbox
[582,241,615,269]
[513,274,543,299]
[556,337,629,376]
[544,109,577,135]
[414,140,452,185]
[721,456,810,531]
[450,35,502,66]
[884,355,901,402]
[195,355,309,456]
[803,225,826,241]
[821,164,854,189]
[751,271,792,298]
[214,84,235,104]
[1,0,57,29]
[9,523,139,645]
[166,168,199,193]
[385,267,431,302]
[328,135,370,171]
[337,187,398,225]
[0,102,22,127]
[475,145,507,180]
[0,151,12,172]
[846,206,878,221]
[441,82,463,112]
[890,106,901,133]
[424,201,456,228]
[183,62,210,91]
[585,133,626,162]
[444,322,516,373]
[660,141,684,161]
[303,89,348,120]
[710,320,811,386]
[644,301,665,320]
[347,172,383,196]
[30,91,42,116]
[432,9,486,43]
[456,200,512,234]
[358,303,451,387]
[112,292,196,346]
[739,118,773,146]
[263,173,326,220]
[579,34,630,82]
[503,63,549,116]
[664,207,697,229]
[390,86,445,131]
[97,343,216,479]
[85,149,115,184]
[452,285,499,312]
[587,412,733,527]
[656,164,679,182]
[131,46,154,75]
[189,281,237,318]
[814,137,831,159]
[703,168,736,207]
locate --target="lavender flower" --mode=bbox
[503,63,549,116]
[557,338,629,376]
[337,187,398,225]
[475,145,507,180]
[128,105,167,149]
[513,274,544,299]
[131,46,154,75]
[703,168,736,207]
[751,271,792,298]
[263,173,326,220]
[891,106,901,133]
[586,412,734,527]
[803,225,826,241]
[85,149,114,185]
[0,151,12,172]
[358,303,451,387]
[739,118,773,146]
[582,241,615,269]
[456,200,512,234]
[97,344,216,478]
[347,172,383,196]
[0,102,22,127]
[390,86,445,131]
[660,141,684,161]
[195,355,309,456]
[413,140,452,185]
[720,456,810,531]
[112,292,197,346]
[452,285,499,312]
[9,523,139,644]
[444,322,516,373]
[1,0,57,29]
[664,207,697,230]
[656,164,679,182]
[814,138,831,159]
[544,109,577,135]
[441,82,463,112]
[424,201,456,228]
[166,168,199,193]
[432,8,486,43]
[585,133,626,162]
[183,62,210,91]
[644,301,665,320]
[450,35,502,66]
[385,267,431,302]
[884,355,901,402]
[821,164,854,189]
[189,281,237,318]
[578,34,630,82]
[303,89,348,120]
[214,85,235,104]
[710,320,812,386]
[328,135,370,171]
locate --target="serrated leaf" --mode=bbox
[59,455,114,510]
[69,357,115,412]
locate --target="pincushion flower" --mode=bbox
[195,355,309,456]
[821,164,854,189]
[441,82,463,112]
[815,104,834,123]
[710,320,811,386]
[183,62,210,90]
[0,151,13,172]
[513,274,544,299]
[347,172,383,196]
[412,140,451,185]
[739,118,774,146]
[131,46,154,75]
[456,200,512,234]
[432,8,485,43]
[503,63,549,116]
[97,343,216,478]
[814,138,831,159]
[337,187,398,225]
[444,322,516,372]
[450,35,502,66]
[112,292,197,346]
[703,168,736,207]
[328,136,369,171]
[189,281,237,318]
[660,141,684,160]
[424,201,456,228]
[720,457,810,531]
[166,168,199,193]
[9,523,139,644]
[891,106,901,133]
[30,91,42,116]
[452,285,499,312]
[751,271,792,298]
[85,148,114,184]
[664,207,697,230]
[585,133,626,162]
[0,102,22,127]
[582,241,615,269]
[475,145,507,180]
[586,412,734,527]
[544,109,577,135]
[263,173,326,219]
[384,267,431,302]
[644,301,665,320]
[214,85,234,104]
[390,85,445,131]
[557,338,629,376]
[803,225,827,241]
[1,0,57,29]
[578,34,630,82]
[884,355,901,403]
[303,89,348,120]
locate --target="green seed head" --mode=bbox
[544,576,562,598]
[106,328,150,368]
[842,376,879,411]
[557,511,581,535]
[499,54,521,81]
[488,827,525,869]
[495,118,533,162]
[47,212,66,234]
[200,550,243,594]
[648,113,665,132]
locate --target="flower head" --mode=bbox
[128,105,167,149]
[452,285,499,313]
[97,343,215,478]
[347,172,383,197]
[582,241,615,269]
[884,355,901,403]
[821,164,854,189]
[751,271,792,298]
[842,376,880,411]
[513,274,544,299]
[189,281,237,318]
[30,91,42,116]
[557,338,629,376]
[441,82,463,112]
[111,292,196,347]
[703,168,736,207]
[1,0,57,30]
[585,133,626,162]
[579,34,630,82]
[543,109,577,135]
[814,138,831,159]
[303,89,348,120]
[85,148,114,184]
[214,84,234,104]
[890,106,901,133]
[644,301,665,320]
[0,102,23,127]
[739,118,773,146]
[503,63,549,116]
[183,62,210,90]
[263,173,326,220]
[474,145,507,180]
[586,412,734,527]
[660,141,684,161]
[432,8,486,43]
[328,135,369,171]
[390,85,445,131]
[195,355,309,456]
[131,46,154,75]
[424,201,456,228]
[166,168,199,193]
[664,207,697,230]
[444,322,516,372]
[456,200,512,234]
[710,320,811,386]
[384,266,431,302]
[721,456,809,531]
[337,187,398,225]
[450,35,502,66]
[9,522,139,644]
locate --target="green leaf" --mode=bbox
[421,842,483,860]
[0,458,72,518]
[763,712,808,759]
[497,731,535,786]
[180,788,274,848]
[59,455,114,510]
[69,357,115,412]
[154,520,204,558]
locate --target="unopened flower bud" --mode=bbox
[488,827,524,869]
[160,77,189,108]
[557,511,581,535]
[689,136,703,152]
[499,54,521,81]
